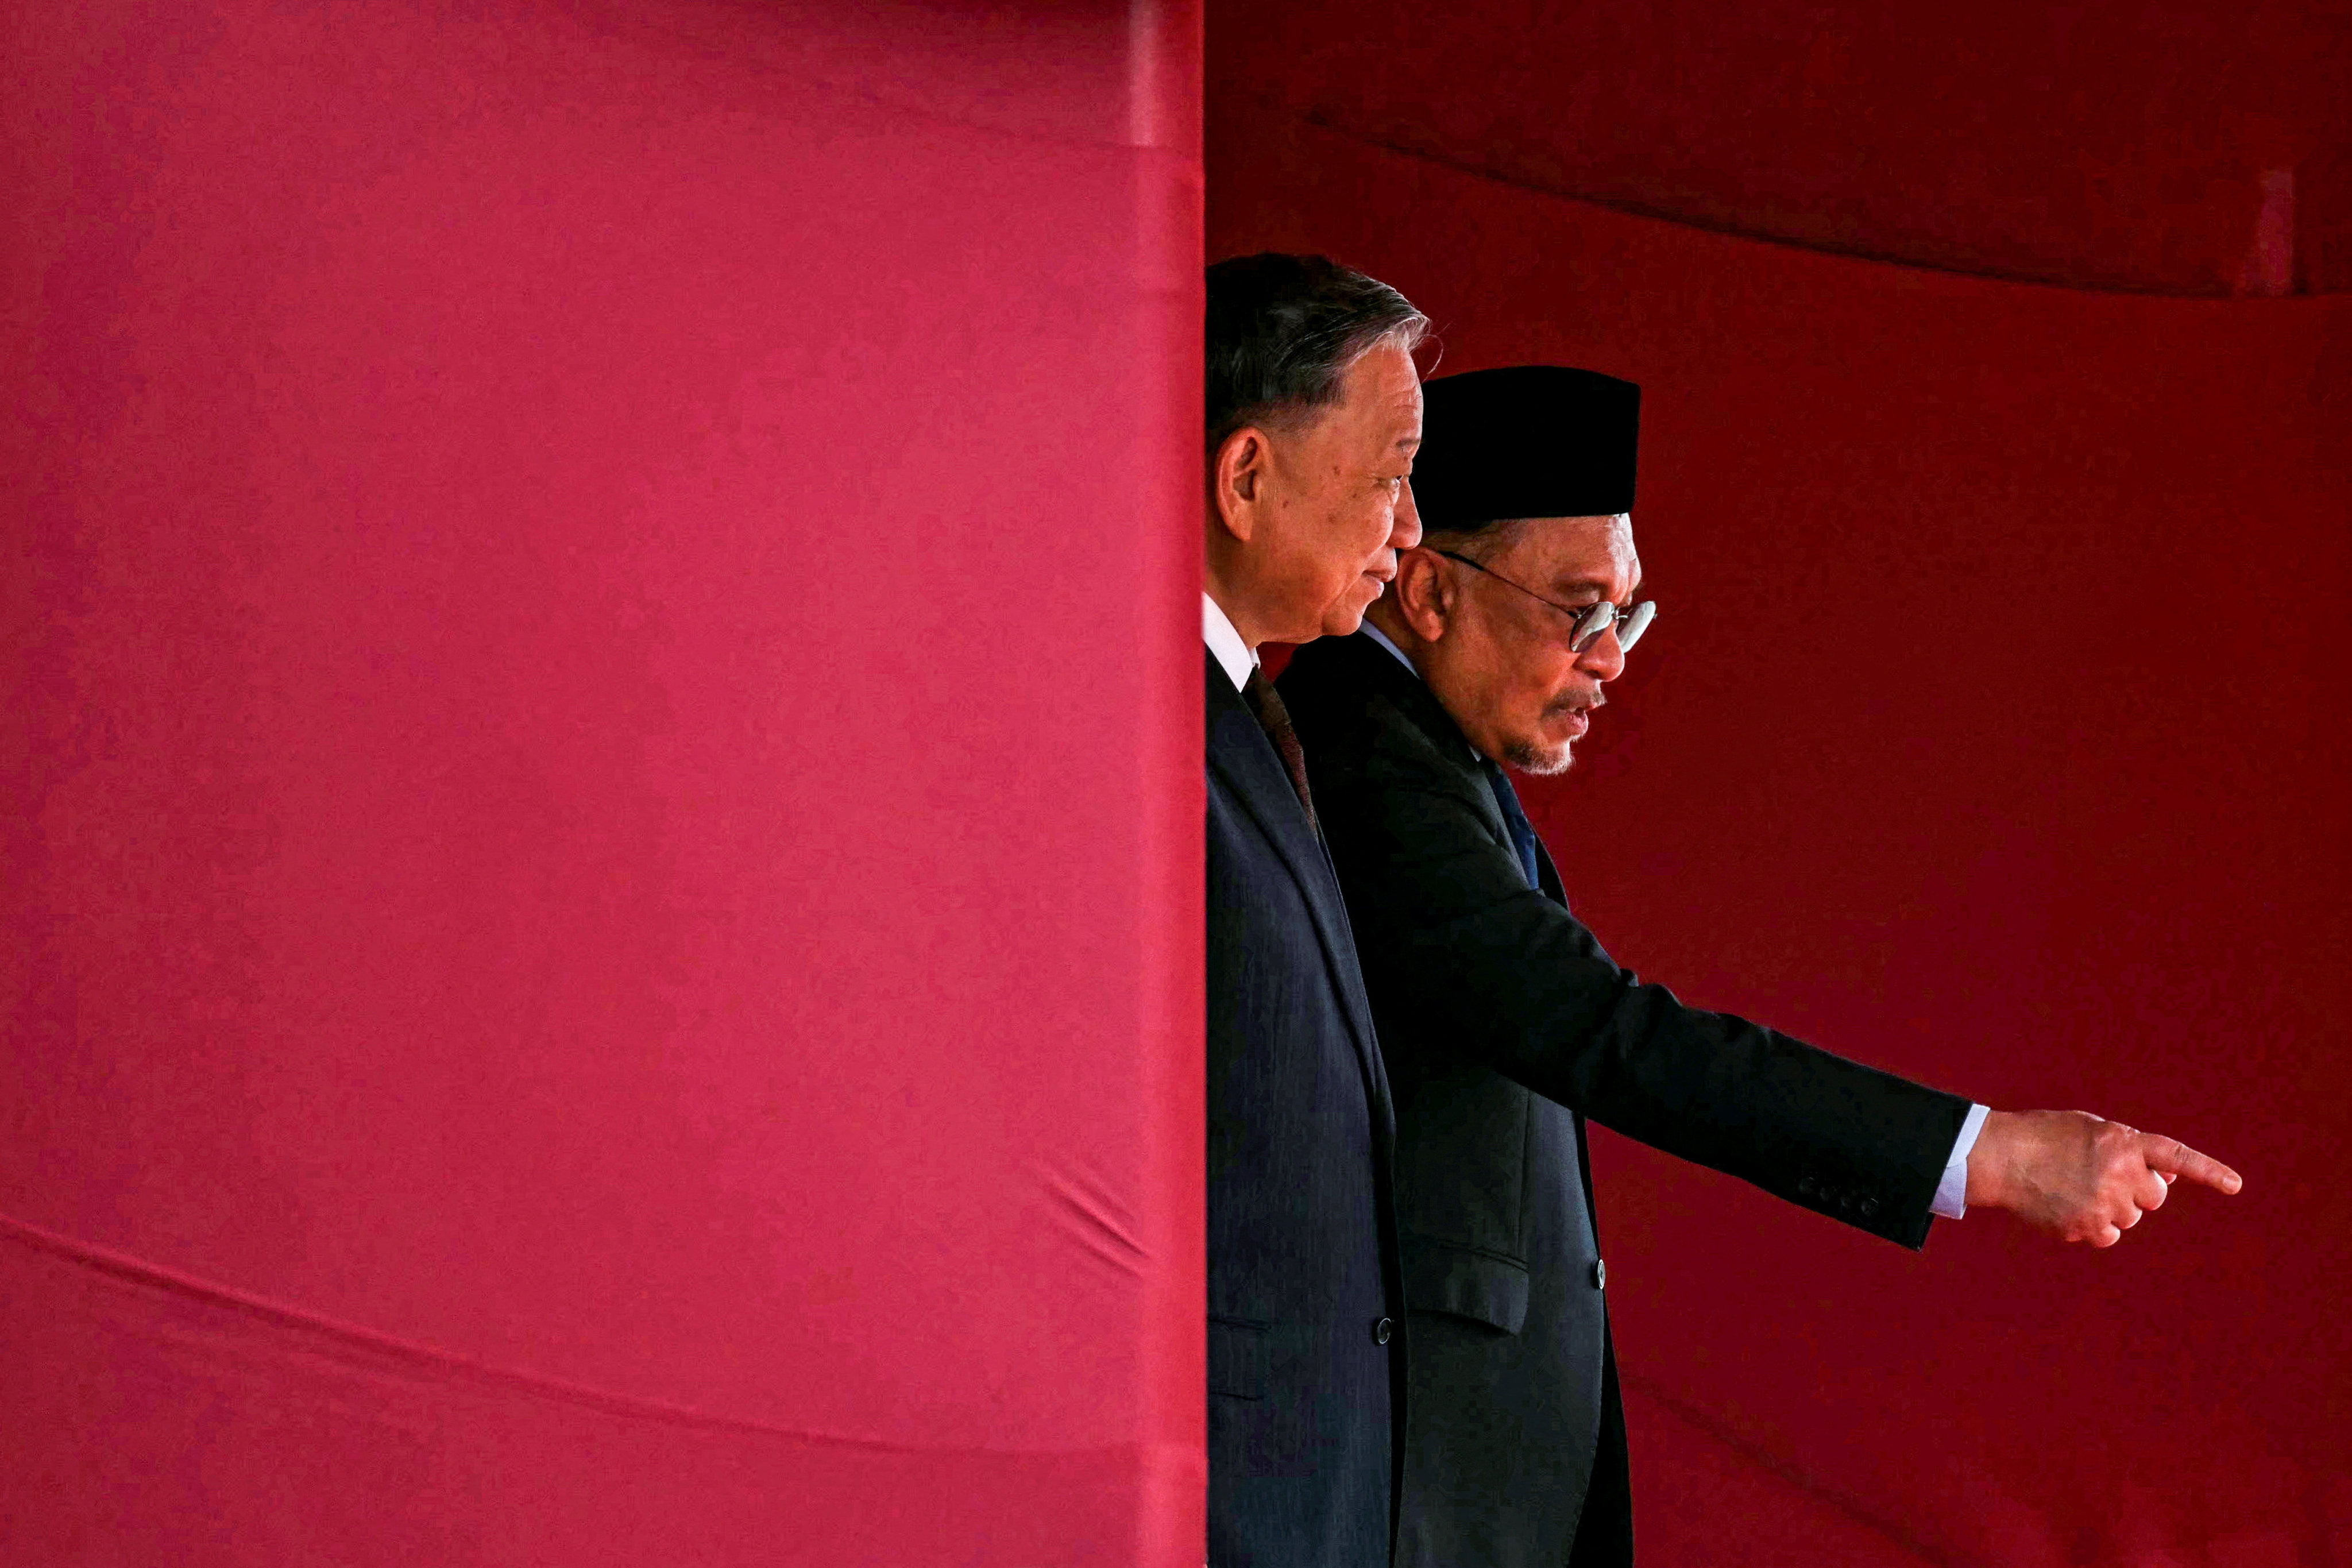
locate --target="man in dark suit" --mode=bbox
[1277,365,2243,1567]
[1201,253,1428,1565]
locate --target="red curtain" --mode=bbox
[1211,0,2350,298]
[1212,88,2351,1567]
[3,2,1204,1562]
[11,3,2345,1562]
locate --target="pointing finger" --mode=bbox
[2141,1136,2242,1195]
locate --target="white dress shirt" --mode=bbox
[1203,592,1257,693]
[1351,620,1987,1218]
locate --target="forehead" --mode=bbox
[1337,342,1423,435]
[1494,514,1640,589]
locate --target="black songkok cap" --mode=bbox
[1412,366,1640,533]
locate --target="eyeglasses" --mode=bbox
[1433,550,1656,654]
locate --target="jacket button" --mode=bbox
[1373,1316,1395,1346]
[1591,1258,1606,1291]
[1797,1176,1817,1196]
[1860,1196,1882,1218]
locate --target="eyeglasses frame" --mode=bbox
[1430,549,1655,654]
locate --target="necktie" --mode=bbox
[1242,668,1318,833]
[1481,758,1546,894]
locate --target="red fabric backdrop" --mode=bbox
[10,3,2347,1563]
[1215,0,2350,298]
[2,1,1204,1562]
[1212,83,2352,1568]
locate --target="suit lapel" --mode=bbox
[1490,732,1601,1249]
[1337,633,1517,853]
[1326,636,1600,1248]
[1206,651,1393,1127]
[1532,834,1568,906]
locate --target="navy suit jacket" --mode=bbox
[1206,647,1407,1567]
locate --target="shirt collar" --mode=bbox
[1202,592,1257,692]
[1357,616,1419,677]
[1355,618,1485,766]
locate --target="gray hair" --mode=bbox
[1205,253,1428,449]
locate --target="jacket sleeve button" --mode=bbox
[1373,1316,1394,1345]
[1591,1258,1607,1291]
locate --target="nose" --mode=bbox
[1577,625,1627,682]
[1390,476,1423,550]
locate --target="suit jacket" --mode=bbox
[1279,631,1971,1568]
[1205,648,1408,1567]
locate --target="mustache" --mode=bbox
[1546,685,1606,718]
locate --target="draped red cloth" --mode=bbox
[1214,0,2349,298]
[1212,67,2352,1568]
[3,2,1203,1562]
[8,1,2347,1563]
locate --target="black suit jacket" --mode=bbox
[1205,648,1407,1567]
[1280,631,1971,1568]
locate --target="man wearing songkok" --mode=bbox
[1276,365,2243,1567]
[1202,253,1426,1566]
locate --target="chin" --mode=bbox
[1319,586,1380,637]
[1503,739,1576,777]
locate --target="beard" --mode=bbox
[1501,687,1600,776]
[1502,736,1576,776]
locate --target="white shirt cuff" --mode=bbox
[1930,1102,1991,1219]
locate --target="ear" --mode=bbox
[1210,426,1271,543]
[1391,546,1455,642]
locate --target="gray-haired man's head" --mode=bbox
[1203,254,1429,647]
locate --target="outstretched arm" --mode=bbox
[1965,1110,2242,1246]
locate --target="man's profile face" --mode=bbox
[1251,342,1424,644]
[1420,514,1641,775]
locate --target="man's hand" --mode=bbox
[1966,1110,2242,1246]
